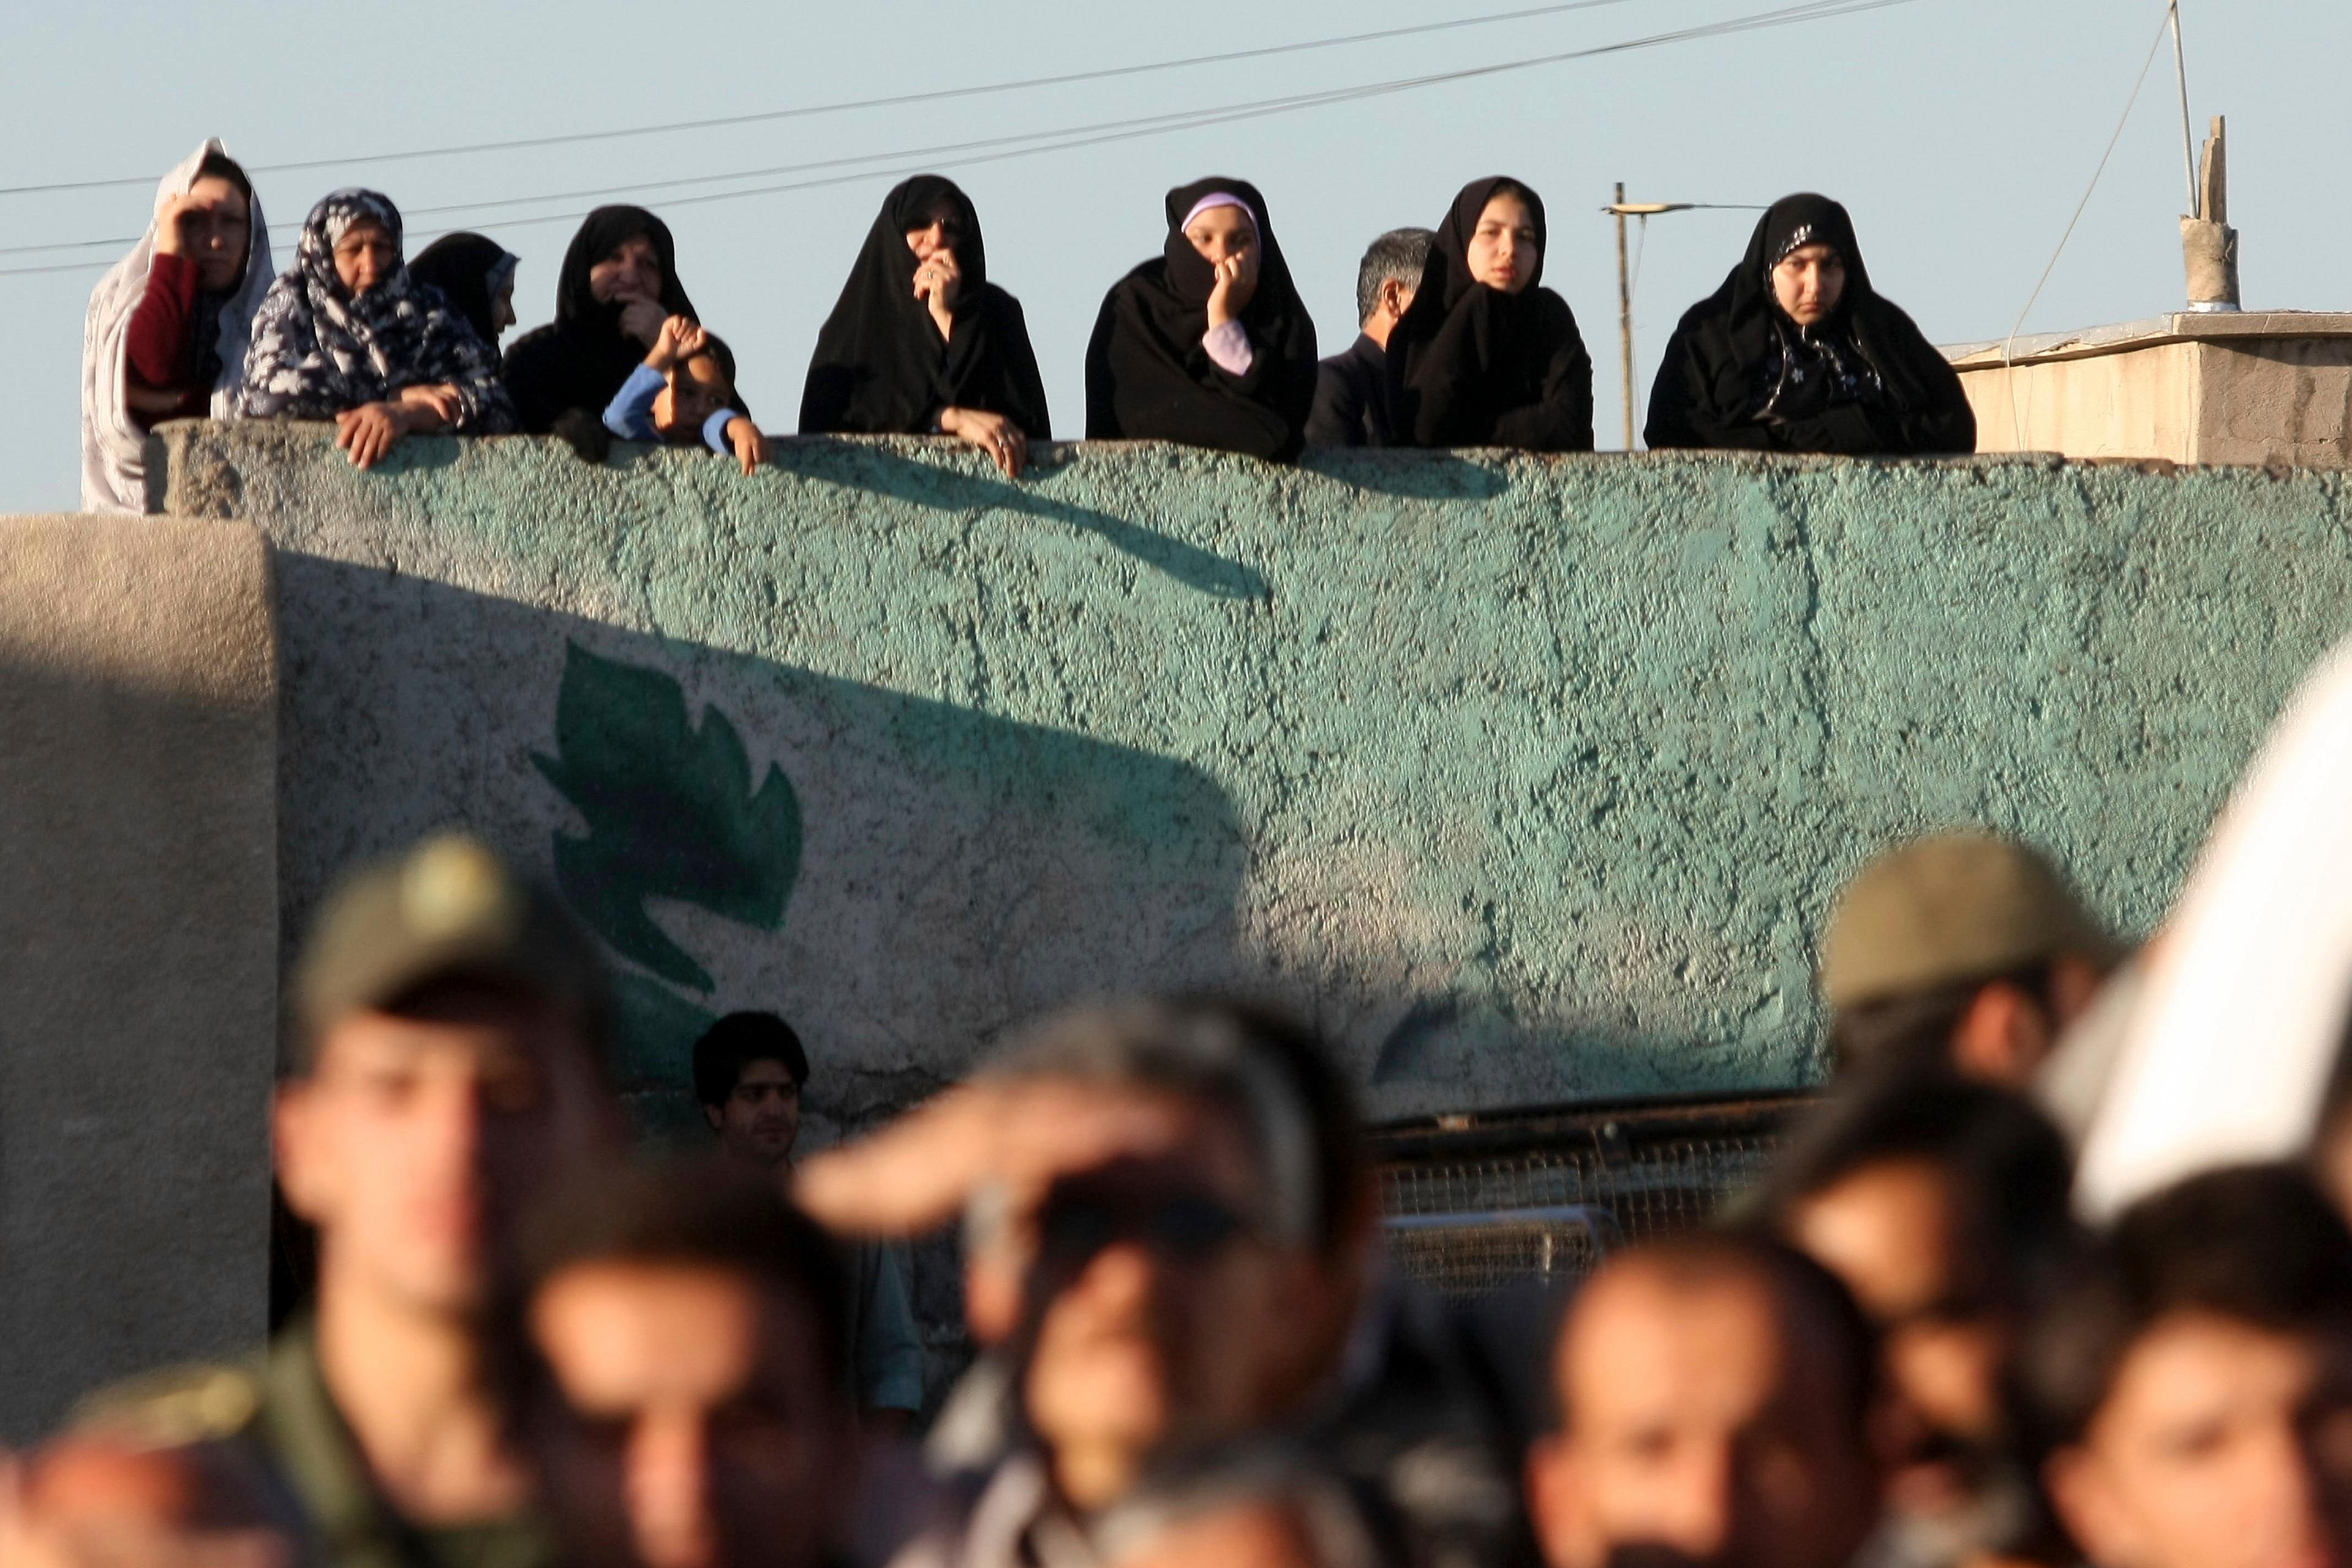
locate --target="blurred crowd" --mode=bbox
[18,611,2352,1568]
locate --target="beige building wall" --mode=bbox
[1949,313,2352,467]
[0,515,277,1441]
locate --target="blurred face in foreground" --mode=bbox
[1787,1158,2007,1523]
[2048,1312,2352,1568]
[1527,1256,1882,1568]
[1009,1098,1332,1510]
[276,984,616,1316]
[528,1262,850,1568]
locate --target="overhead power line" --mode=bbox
[0,0,1926,279]
[0,0,1664,198]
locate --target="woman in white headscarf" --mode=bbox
[80,140,274,513]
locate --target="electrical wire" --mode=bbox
[0,0,1668,198]
[0,0,1925,279]
[1998,1,2174,448]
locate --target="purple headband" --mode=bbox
[1180,192,1258,237]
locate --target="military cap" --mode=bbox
[1820,832,2112,1011]
[290,834,612,1061]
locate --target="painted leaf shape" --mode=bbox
[532,642,802,992]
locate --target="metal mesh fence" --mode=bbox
[1370,1093,1811,1305]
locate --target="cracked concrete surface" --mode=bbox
[151,423,2352,1126]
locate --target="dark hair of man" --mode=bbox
[1831,961,2060,1079]
[490,1160,851,1420]
[192,150,254,203]
[1753,1071,2082,1309]
[2013,1164,2352,1465]
[990,997,1367,1257]
[692,1011,809,1107]
[1553,1231,1879,1441]
[1354,227,1436,325]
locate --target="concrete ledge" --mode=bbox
[1946,311,2352,368]
[130,422,2352,1138]
[0,513,277,1439]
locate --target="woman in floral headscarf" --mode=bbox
[235,188,513,468]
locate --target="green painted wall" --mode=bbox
[156,423,2352,1131]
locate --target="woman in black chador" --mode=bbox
[1084,177,1318,461]
[1645,193,1975,455]
[503,205,706,435]
[1387,175,1594,451]
[801,175,1050,478]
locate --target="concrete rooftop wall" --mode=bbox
[145,423,2352,1141]
[0,514,277,1440]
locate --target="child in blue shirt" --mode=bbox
[603,315,771,473]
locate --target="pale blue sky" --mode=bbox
[1,0,2338,510]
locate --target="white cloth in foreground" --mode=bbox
[80,139,274,513]
[2075,636,2352,1218]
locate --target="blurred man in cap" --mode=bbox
[1820,834,2113,1087]
[84,834,624,1568]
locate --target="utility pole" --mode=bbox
[1602,193,1697,451]
[1614,183,1633,450]
[2169,1,2198,218]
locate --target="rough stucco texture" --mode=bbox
[0,514,277,1441]
[155,422,2352,1133]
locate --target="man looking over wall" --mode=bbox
[1305,226,1433,448]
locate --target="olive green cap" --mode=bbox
[1820,833,2111,1011]
[290,834,612,1063]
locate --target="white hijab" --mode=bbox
[2075,635,2352,1218]
[80,139,274,513]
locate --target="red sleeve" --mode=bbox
[124,251,201,390]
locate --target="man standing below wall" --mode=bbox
[692,1011,925,1433]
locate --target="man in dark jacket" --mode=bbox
[1305,227,1432,448]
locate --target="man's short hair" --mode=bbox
[2015,1164,2352,1461]
[492,1160,851,1415]
[1754,1072,2081,1307]
[1556,1231,1880,1443]
[1355,227,1435,324]
[692,1011,809,1107]
[984,997,1365,1256]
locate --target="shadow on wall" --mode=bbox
[0,660,274,1441]
[766,441,1272,601]
[273,556,1256,1141]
